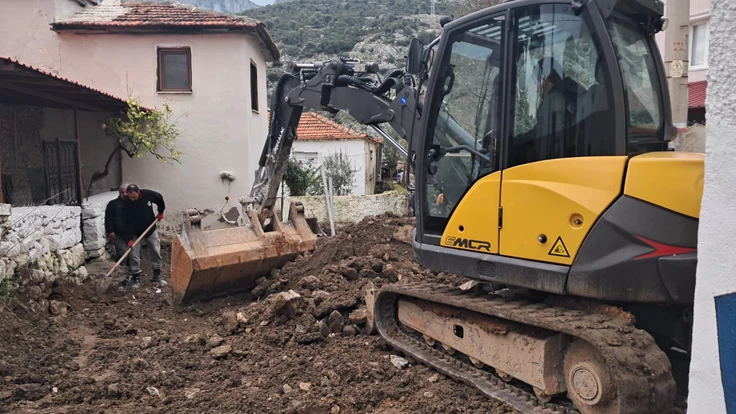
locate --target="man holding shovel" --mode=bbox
[123,184,166,288]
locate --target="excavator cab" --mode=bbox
[370,0,701,413]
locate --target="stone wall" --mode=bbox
[81,192,117,261]
[0,204,87,285]
[284,190,410,224]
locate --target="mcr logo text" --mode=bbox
[445,236,491,252]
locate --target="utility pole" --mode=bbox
[663,0,690,150]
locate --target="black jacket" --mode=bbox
[104,197,127,237]
[123,189,165,242]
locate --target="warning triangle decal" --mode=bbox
[548,236,570,258]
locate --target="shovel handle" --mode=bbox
[104,218,159,277]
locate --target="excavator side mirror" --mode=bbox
[406,37,425,75]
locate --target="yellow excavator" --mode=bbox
[171,0,702,412]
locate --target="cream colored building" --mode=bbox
[0,0,278,232]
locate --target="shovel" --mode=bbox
[95,218,160,294]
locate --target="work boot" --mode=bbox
[152,269,166,285]
[131,273,141,289]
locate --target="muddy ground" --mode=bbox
[0,215,518,414]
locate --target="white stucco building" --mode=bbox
[688,0,736,411]
[288,112,382,196]
[0,0,278,232]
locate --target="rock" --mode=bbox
[382,264,399,282]
[295,332,324,345]
[236,312,249,325]
[221,311,239,335]
[364,282,377,335]
[424,391,435,398]
[66,361,80,371]
[339,265,358,281]
[428,374,440,383]
[390,355,409,369]
[28,286,43,301]
[342,325,357,336]
[299,275,320,290]
[271,290,302,318]
[298,382,311,391]
[331,406,341,414]
[183,334,201,344]
[76,265,88,278]
[295,324,308,335]
[210,345,232,359]
[49,300,68,316]
[140,336,154,349]
[348,308,368,325]
[185,388,200,399]
[107,383,121,398]
[327,310,345,333]
[206,335,224,349]
[315,321,330,338]
[459,281,479,291]
[13,383,46,401]
[282,384,294,394]
[312,290,331,305]
[146,386,161,397]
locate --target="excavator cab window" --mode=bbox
[423,15,506,227]
[607,15,666,151]
[508,4,616,168]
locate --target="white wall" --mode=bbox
[688,0,735,410]
[0,0,270,233]
[292,139,372,195]
[57,33,268,233]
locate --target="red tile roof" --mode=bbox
[52,3,279,60]
[688,80,707,109]
[0,56,134,112]
[270,111,382,144]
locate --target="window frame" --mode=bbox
[157,47,192,93]
[689,20,709,70]
[250,60,259,113]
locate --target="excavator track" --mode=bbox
[373,283,676,414]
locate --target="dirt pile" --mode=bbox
[0,215,516,414]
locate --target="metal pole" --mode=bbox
[663,0,690,149]
[319,156,335,237]
[55,138,63,204]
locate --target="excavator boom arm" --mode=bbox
[246,58,419,223]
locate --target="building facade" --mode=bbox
[0,0,278,232]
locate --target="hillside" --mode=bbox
[246,0,450,65]
[123,0,259,13]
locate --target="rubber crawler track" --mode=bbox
[373,283,677,414]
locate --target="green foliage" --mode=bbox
[246,0,450,61]
[0,278,18,299]
[323,150,358,196]
[283,158,322,196]
[105,98,183,163]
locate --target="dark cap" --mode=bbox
[126,184,140,193]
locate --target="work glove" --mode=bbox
[156,213,164,221]
[127,240,134,248]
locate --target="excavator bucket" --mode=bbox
[170,201,320,305]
